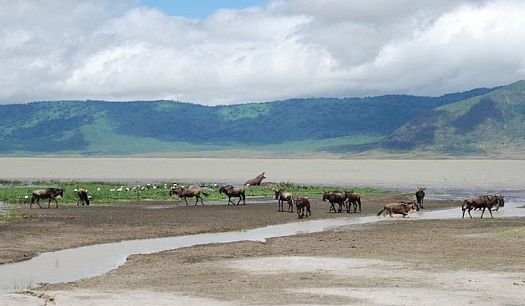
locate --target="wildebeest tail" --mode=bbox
[30,194,36,204]
[461,200,469,211]
[377,208,385,216]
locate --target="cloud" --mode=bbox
[0,0,524,104]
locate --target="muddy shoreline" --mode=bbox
[0,193,437,265]
[2,193,524,305]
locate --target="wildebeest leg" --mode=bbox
[480,207,486,219]
[31,196,41,209]
[488,207,493,218]
[468,207,473,219]
[194,196,202,205]
[184,197,189,206]
[236,197,242,205]
[55,198,59,208]
[48,198,52,209]
[242,194,246,205]
[289,200,293,213]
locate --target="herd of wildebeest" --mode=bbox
[27,172,505,219]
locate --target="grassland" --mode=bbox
[0,181,387,207]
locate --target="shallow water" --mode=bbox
[1,158,525,189]
[0,201,5,215]
[0,190,523,293]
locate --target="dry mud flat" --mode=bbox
[2,197,525,305]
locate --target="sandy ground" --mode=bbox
[2,194,524,305]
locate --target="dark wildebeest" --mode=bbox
[169,186,209,206]
[244,172,266,186]
[30,188,64,209]
[294,195,311,219]
[416,187,426,209]
[76,188,90,206]
[472,193,505,212]
[462,194,504,219]
[493,193,505,211]
[219,185,246,205]
[377,201,418,217]
[345,191,362,213]
[322,191,347,213]
[273,188,293,212]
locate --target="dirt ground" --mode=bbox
[0,193,434,265]
[2,194,525,305]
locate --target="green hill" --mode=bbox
[382,80,525,157]
[0,87,495,156]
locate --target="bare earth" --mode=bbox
[1,195,525,305]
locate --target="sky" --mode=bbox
[1,0,525,104]
[139,0,265,18]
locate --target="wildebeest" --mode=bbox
[416,187,426,209]
[294,195,312,219]
[169,186,209,206]
[345,191,362,213]
[30,188,64,209]
[273,188,293,212]
[493,193,505,211]
[76,188,90,206]
[322,191,347,213]
[244,172,266,186]
[377,201,418,217]
[462,194,504,219]
[219,185,246,205]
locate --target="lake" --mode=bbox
[1,158,524,190]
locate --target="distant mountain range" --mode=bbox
[382,80,525,157]
[2,81,524,157]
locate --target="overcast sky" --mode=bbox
[1,0,524,104]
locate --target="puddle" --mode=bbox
[0,191,524,293]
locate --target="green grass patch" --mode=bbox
[0,181,388,206]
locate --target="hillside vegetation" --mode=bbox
[382,81,525,157]
[0,86,501,156]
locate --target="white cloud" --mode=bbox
[0,0,524,104]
